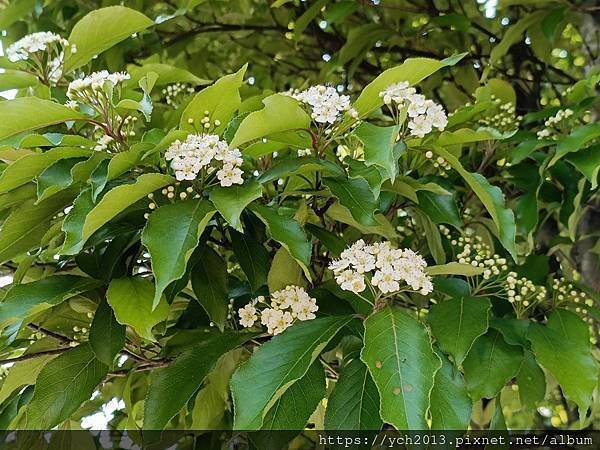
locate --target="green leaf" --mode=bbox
[411,208,445,264]
[60,189,95,255]
[106,278,170,341]
[0,354,58,406]
[305,223,347,257]
[528,309,597,418]
[267,247,306,293]
[490,12,545,64]
[354,122,402,182]
[230,228,270,292]
[252,361,326,450]
[463,330,524,401]
[436,127,512,147]
[231,315,354,429]
[90,144,150,201]
[351,54,466,118]
[144,332,257,430]
[142,199,215,308]
[567,144,600,189]
[209,180,262,231]
[0,191,74,264]
[24,344,108,429]
[323,177,378,226]
[191,348,247,430]
[361,306,441,429]
[82,173,174,248]
[347,159,385,198]
[293,0,327,38]
[324,358,382,430]
[180,65,247,135]
[0,275,101,331]
[426,263,484,276]
[428,297,491,366]
[549,124,600,167]
[0,0,36,28]
[73,173,173,254]
[249,204,312,280]
[516,350,546,408]
[257,157,343,184]
[0,147,91,194]
[261,361,325,430]
[490,317,530,347]
[434,147,517,260]
[126,63,210,87]
[191,246,229,330]
[336,24,388,66]
[0,98,86,142]
[0,69,38,90]
[64,6,154,72]
[326,203,397,240]
[230,94,311,148]
[89,299,125,366]
[36,157,86,202]
[416,190,462,228]
[430,352,472,430]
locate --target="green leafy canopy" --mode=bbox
[0,0,596,437]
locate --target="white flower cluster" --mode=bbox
[329,240,433,296]
[6,31,74,62]
[162,83,195,107]
[67,71,130,104]
[238,286,319,335]
[165,133,244,185]
[536,108,573,139]
[297,148,312,157]
[478,97,521,132]
[287,85,357,124]
[379,81,447,138]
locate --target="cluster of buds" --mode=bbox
[506,273,547,318]
[551,276,596,341]
[238,286,319,335]
[441,226,508,282]
[145,184,198,218]
[71,325,90,342]
[379,81,447,138]
[66,70,130,105]
[6,31,76,84]
[67,71,132,142]
[424,151,452,175]
[187,110,223,133]
[478,97,522,132]
[536,108,574,139]
[162,83,195,107]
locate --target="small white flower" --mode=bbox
[216,164,244,187]
[238,304,257,328]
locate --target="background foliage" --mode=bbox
[0,0,598,444]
